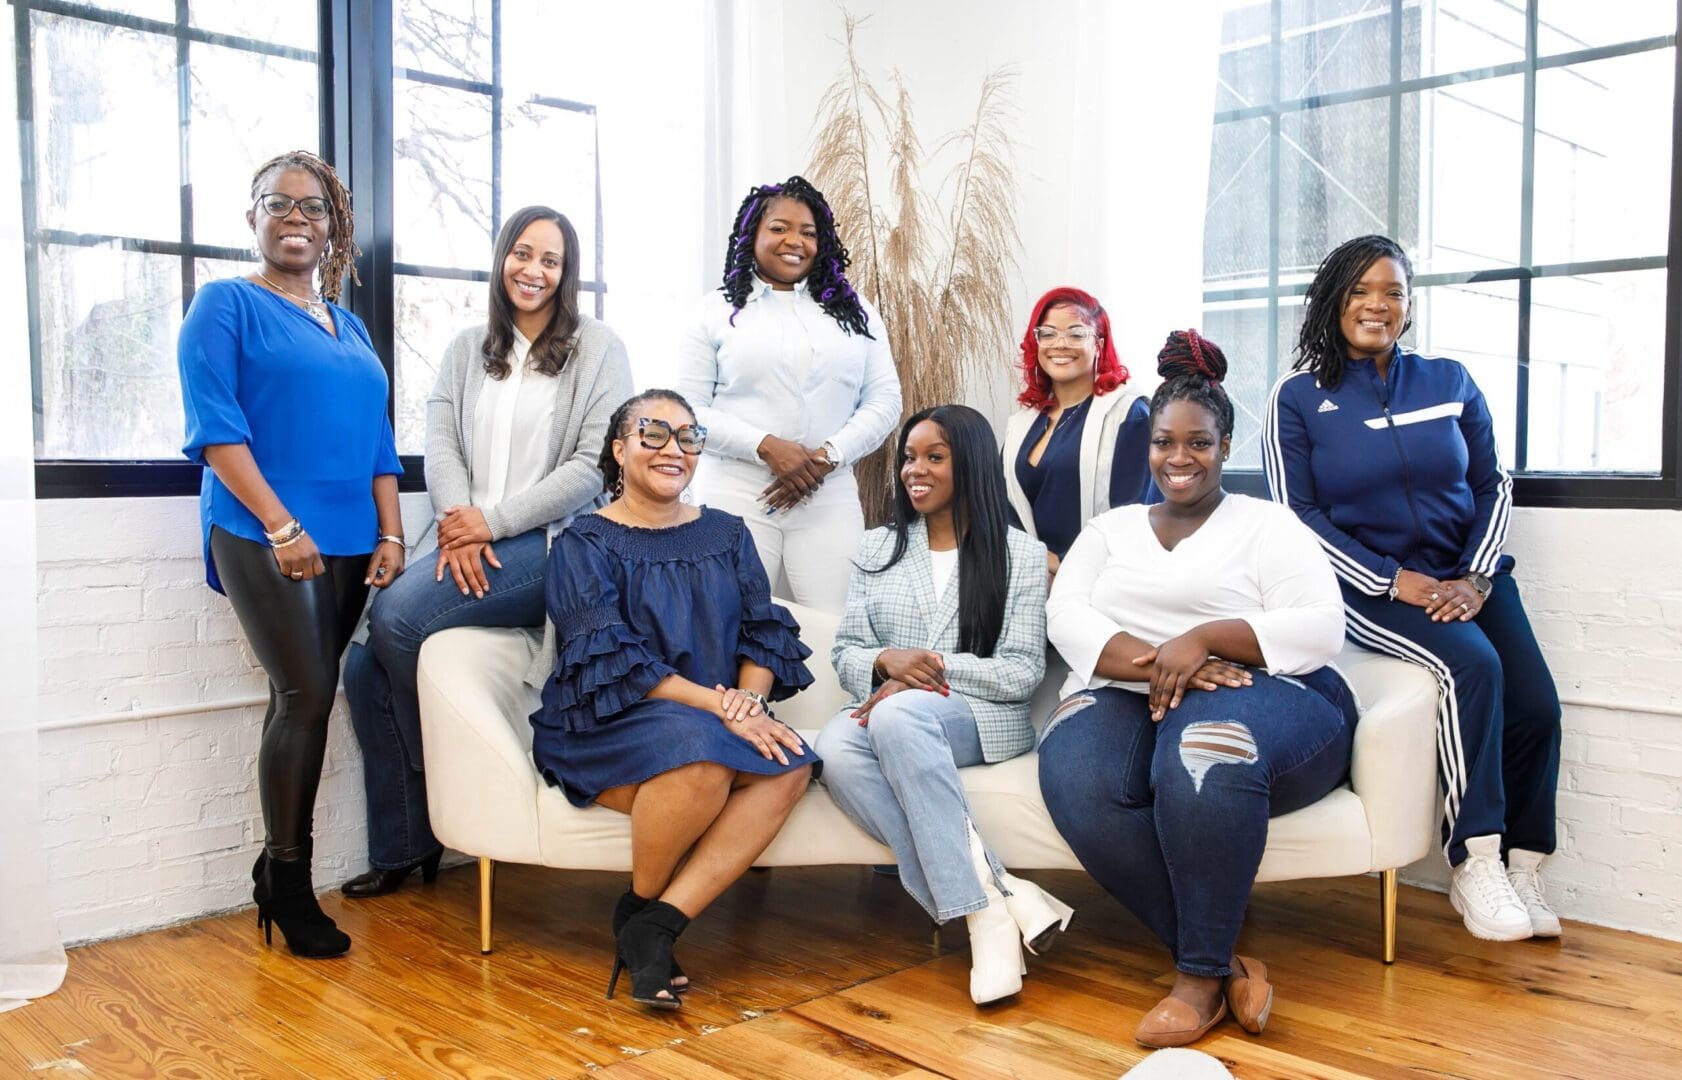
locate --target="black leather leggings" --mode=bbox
[211,526,369,861]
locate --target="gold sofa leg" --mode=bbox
[480,857,495,955]
[1379,868,1397,964]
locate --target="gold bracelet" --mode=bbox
[271,529,306,549]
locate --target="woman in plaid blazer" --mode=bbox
[813,405,1070,1006]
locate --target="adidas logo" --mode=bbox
[1317,399,1340,413]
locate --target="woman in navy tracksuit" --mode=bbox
[1264,234,1561,944]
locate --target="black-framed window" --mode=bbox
[1204,0,1682,508]
[18,0,605,496]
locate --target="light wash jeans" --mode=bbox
[814,689,1011,922]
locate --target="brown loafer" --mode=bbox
[1135,994,1229,1048]
[1225,954,1274,1034]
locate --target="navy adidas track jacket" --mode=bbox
[1263,347,1513,596]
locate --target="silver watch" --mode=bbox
[819,441,844,470]
[1466,572,1493,599]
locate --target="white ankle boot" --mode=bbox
[1450,834,1532,941]
[964,825,1024,1005]
[1506,849,1562,938]
[998,870,1074,955]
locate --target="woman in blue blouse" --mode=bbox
[178,150,404,960]
[1002,286,1155,575]
[533,388,816,1011]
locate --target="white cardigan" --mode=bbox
[1001,387,1145,541]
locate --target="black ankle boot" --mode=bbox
[612,890,689,993]
[256,856,351,959]
[608,901,689,1010]
[342,851,442,899]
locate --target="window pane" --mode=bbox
[394,80,492,270]
[1533,49,1675,265]
[37,245,184,459]
[395,0,490,81]
[1403,73,1524,275]
[1281,0,1391,100]
[33,12,179,237]
[190,0,319,53]
[189,44,321,250]
[503,103,599,277]
[1416,1,1527,77]
[1528,270,1666,473]
[1278,96,1391,284]
[94,1,174,19]
[1539,0,1678,54]
[1204,117,1271,290]
[195,258,251,290]
[1217,3,1275,109]
[393,275,489,454]
[1200,301,1273,470]
[1404,280,1521,470]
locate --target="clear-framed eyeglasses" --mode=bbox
[254,193,331,221]
[629,417,708,454]
[1033,325,1098,345]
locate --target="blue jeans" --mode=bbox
[1341,571,1560,865]
[344,528,548,868]
[814,690,1010,922]
[1038,667,1357,977]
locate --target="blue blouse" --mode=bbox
[1010,395,1156,558]
[178,278,402,593]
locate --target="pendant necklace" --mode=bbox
[256,271,334,329]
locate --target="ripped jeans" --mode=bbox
[1037,667,1357,977]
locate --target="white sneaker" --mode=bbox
[1506,849,1562,938]
[1450,835,1533,941]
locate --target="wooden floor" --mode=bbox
[4,864,1678,1079]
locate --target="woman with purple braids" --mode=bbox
[674,176,901,613]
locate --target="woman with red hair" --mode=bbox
[1002,287,1155,575]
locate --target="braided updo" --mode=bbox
[1149,329,1234,437]
[597,389,697,497]
[249,150,361,302]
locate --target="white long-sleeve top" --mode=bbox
[1046,494,1345,699]
[468,330,556,509]
[672,276,901,467]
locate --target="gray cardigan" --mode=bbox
[420,316,633,686]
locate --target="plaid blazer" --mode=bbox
[832,520,1048,762]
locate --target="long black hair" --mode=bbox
[483,205,583,379]
[1150,329,1234,438]
[597,389,696,497]
[720,175,873,338]
[1293,233,1414,390]
[865,405,1010,657]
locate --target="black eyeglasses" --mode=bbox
[255,193,331,221]
[628,417,707,454]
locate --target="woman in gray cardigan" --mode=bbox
[342,206,633,896]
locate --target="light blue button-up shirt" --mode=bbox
[673,276,901,466]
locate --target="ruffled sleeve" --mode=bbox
[532,525,675,732]
[732,521,814,700]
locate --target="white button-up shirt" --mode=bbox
[469,329,556,509]
[673,276,901,467]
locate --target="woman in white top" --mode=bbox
[1039,331,1357,1049]
[674,175,901,612]
[343,206,633,896]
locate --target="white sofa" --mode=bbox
[417,603,1440,962]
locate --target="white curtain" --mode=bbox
[1,12,67,1013]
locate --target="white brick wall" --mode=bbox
[35,494,431,945]
[33,500,1682,944]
